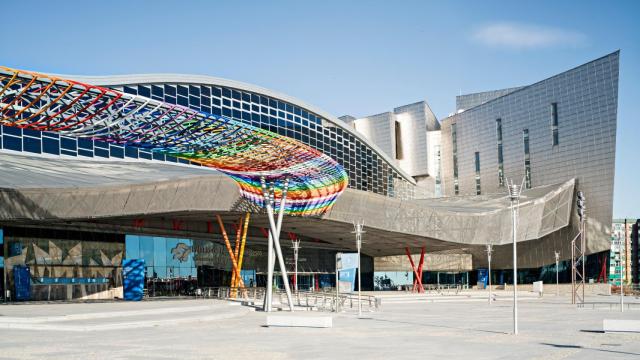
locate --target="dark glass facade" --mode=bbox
[112,82,415,199]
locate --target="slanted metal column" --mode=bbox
[264,231,274,311]
[261,177,294,312]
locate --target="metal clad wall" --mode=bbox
[441,52,619,256]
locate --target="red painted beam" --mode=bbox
[405,247,425,293]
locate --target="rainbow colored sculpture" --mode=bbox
[0,67,348,215]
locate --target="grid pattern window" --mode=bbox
[115,83,414,199]
[451,123,459,195]
[551,102,559,146]
[523,129,532,189]
[496,118,504,187]
[474,151,481,195]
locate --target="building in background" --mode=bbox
[342,101,441,197]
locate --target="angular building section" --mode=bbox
[345,101,442,197]
[440,51,619,268]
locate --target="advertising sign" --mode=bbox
[337,253,359,292]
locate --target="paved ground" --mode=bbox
[1,292,639,360]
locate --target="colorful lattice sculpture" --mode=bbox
[0,67,348,215]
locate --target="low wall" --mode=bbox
[496,283,611,296]
[31,284,123,301]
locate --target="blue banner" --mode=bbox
[338,253,359,292]
[477,269,488,286]
[123,259,145,301]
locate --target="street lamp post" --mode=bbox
[292,236,301,293]
[554,251,560,297]
[620,253,624,313]
[615,239,624,312]
[508,178,524,336]
[486,244,493,305]
[352,221,365,317]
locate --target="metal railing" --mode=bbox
[201,286,381,312]
[577,302,640,311]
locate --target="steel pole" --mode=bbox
[555,251,560,297]
[261,179,274,312]
[3,238,7,303]
[264,232,274,311]
[488,249,492,305]
[335,253,340,313]
[508,179,521,336]
[581,220,586,304]
[357,230,362,317]
[294,242,299,293]
[512,201,518,335]
[620,252,624,312]
[556,259,559,297]
[266,180,294,312]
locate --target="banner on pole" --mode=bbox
[337,253,359,292]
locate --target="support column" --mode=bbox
[405,247,424,293]
[261,177,294,312]
[216,215,245,291]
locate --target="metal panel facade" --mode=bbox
[441,52,619,260]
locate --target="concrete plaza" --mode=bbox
[1,291,639,360]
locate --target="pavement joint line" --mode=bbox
[0,305,214,324]
[0,308,250,332]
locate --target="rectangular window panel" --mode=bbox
[110,145,124,158]
[138,86,151,98]
[451,123,459,195]
[125,146,138,159]
[164,85,177,97]
[551,102,559,146]
[42,137,60,155]
[61,137,77,152]
[78,149,93,157]
[139,150,152,160]
[496,118,504,187]
[474,151,481,195]
[523,129,531,189]
[152,152,165,161]
[23,136,41,154]
[394,121,403,160]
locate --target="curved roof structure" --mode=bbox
[0,67,348,216]
[65,73,416,185]
[0,152,575,268]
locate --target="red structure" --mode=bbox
[405,247,425,293]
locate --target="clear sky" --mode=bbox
[2,1,638,218]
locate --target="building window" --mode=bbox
[496,118,504,187]
[451,123,459,195]
[435,145,442,197]
[394,121,403,160]
[551,102,559,146]
[474,151,481,195]
[523,129,531,189]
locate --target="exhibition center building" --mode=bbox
[0,51,619,300]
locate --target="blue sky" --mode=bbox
[2,1,638,217]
